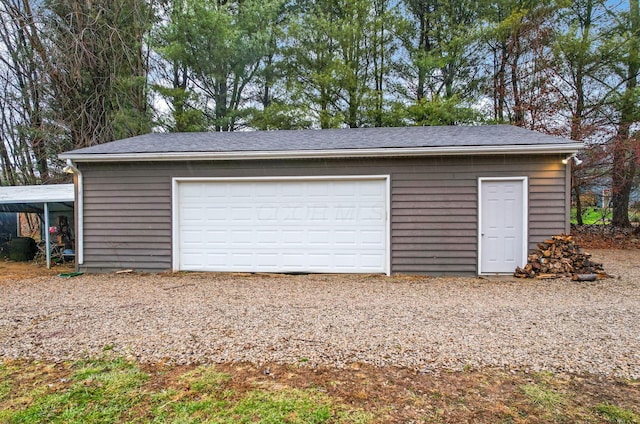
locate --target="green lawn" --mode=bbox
[571,207,640,225]
[571,207,612,225]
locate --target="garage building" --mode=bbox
[59,125,580,275]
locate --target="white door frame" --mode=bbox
[477,177,528,275]
[172,175,391,275]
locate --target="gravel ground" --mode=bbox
[1,249,639,378]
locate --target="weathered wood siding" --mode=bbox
[77,155,568,275]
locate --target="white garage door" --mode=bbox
[174,177,388,274]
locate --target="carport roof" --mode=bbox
[59,125,581,162]
[0,184,75,213]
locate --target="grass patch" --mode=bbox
[0,364,11,402]
[596,403,640,423]
[1,358,148,423]
[150,367,369,423]
[0,358,370,423]
[229,389,344,423]
[571,206,640,225]
[522,383,565,410]
[151,388,368,423]
[571,207,612,225]
[150,366,234,423]
[177,365,231,393]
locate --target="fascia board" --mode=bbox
[59,143,583,162]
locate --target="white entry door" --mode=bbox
[479,178,527,274]
[173,177,389,274]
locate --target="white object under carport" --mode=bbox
[173,176,390,274]
[0,184,75,269]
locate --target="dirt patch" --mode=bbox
[141,362,640,422]
[572,224,640,249]
[0,260,74,283]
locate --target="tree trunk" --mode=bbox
[372,2,384,127]
[573,184,583,226]
[510,36,524,126]
[262,53,273,108]
[611,0,639,227]
[611,133,636,227]
[319,88,331,129]
[215,79,229,131]
[0,133,16,185]
[417,14,426,101]
[494,42,508,123]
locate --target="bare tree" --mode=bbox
[0,0,154,185]
[0,0,54,184]
[38,0,154,149]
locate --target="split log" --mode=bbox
[572,274,597,281]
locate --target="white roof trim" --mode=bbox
[0,184,75,204]
[60,143,581,162]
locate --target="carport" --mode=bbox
[0,184,75,268]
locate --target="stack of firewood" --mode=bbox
[514,234,607,279]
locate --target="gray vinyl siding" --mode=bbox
[77,154,568,275]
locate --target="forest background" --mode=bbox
[0,0,638,226]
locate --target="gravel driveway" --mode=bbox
[1,249,638,378]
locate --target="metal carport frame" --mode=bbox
[0,184,75,268]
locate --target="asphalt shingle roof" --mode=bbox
[61,125,575,156]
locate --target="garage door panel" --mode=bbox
[358,183,384,196]
[200,208,225,222]
[334,230,356,245]
[360,230,385,245]
[181,184,202,197]
[365,205,385,220]
[308,230,331,246]
[257,207,278,221]
[182,229,203,244]
[308,185,329,197]
[282,252,305,268]
[281,229,304,245]
[308,253,330,266]
[256,253,279,266]
[182,207,204,219]
[176,178,388,273]
[198,253,223,267]
[333,183,357,196]
[231,230,253,245]
[182,251,205,266]
[255,230,278,245]
[334,253,357,267]
[230,207,252,221]
[204,229,227,243]
[361,253,385,266]
[308,206,328,221]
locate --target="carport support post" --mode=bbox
[44,202,51,269]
